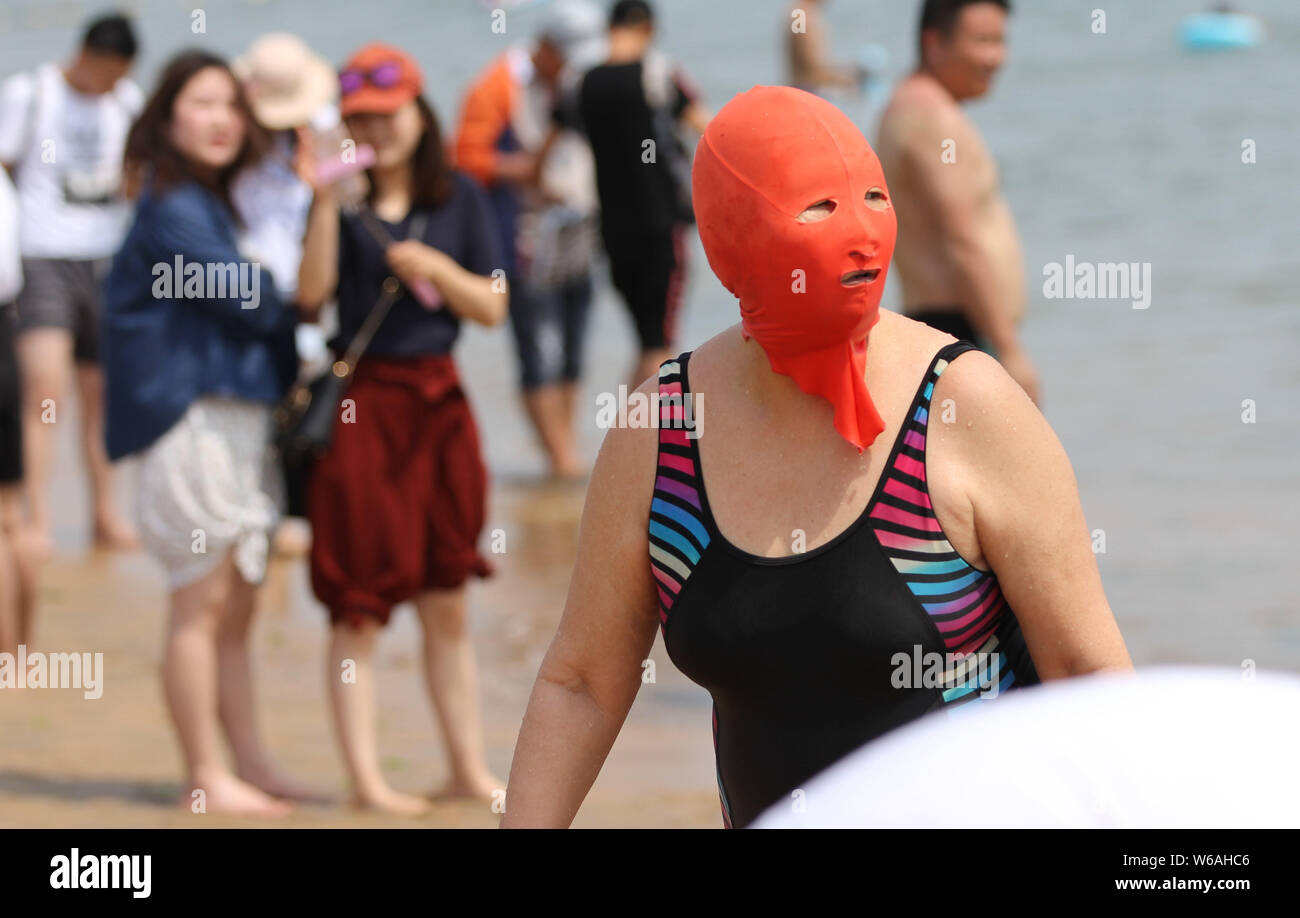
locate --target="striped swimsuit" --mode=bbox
[649,340,1040,828]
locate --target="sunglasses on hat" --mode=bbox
[339,61,403,96]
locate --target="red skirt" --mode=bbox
[307,353,494,627]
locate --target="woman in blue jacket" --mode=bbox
[104,50,306,818]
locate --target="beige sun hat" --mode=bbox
[233,32,338,130]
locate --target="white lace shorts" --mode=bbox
[135,397,283,589]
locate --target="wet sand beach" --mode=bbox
[0,478,720,829]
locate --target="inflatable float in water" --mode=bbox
[1180,12,1264,50]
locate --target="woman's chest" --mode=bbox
[662,530,947,696]
[696,404,985,574]
[697,420,888,558]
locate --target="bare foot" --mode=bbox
[94,516,141,552]
[430,771,505,803]
[180,772,293,819]
[239,767,336,804]
[353,786,433,816]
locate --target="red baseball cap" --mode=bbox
[338,42,423,118]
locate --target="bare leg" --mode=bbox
[559,380,587,476]
[632,347,672,393]
[5,494,38,647]
[217,567,329,802]
[521,384,585,479]
[270,518,311,557]
[0,486,19,655]
[415,586,503,800]
[327,617,430,814]
[164,552,291,818]
[15,328,72,556]
[75,363,138,549]
[560,380,579,430]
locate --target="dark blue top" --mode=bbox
[333,171,504,358]
[103,180,297,460]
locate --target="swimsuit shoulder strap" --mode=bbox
[883,339,981,474]
[648,351,711,631]
[867,338,1016,656]
[919,340,981,414]
[935,339,981,370]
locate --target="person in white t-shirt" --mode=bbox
[0,13,143,556]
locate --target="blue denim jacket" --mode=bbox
[103,180,296,459]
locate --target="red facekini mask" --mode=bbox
[692,86,898,452]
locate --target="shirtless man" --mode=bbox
[876,0,1039,403]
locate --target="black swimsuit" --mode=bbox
[648,341,1040,827]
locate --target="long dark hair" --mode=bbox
[123,49,267,212]
[359,94,453,210]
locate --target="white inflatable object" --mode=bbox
[754,666,1300,828]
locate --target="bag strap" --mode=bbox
[335,209,431,372]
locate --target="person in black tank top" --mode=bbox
[501,87,1129,829]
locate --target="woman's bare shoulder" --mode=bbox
[934,344,1039,436]
[869,309,1021,415]
[590,369,667,508]
[873,309,962,377]
[929,338,1069,496]
[674,323,742,387]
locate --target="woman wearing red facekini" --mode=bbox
[297,44,507,814]
[503,86,1132,828]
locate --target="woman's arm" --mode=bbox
[501,379,662,827]
[932,349,1132,679]
[384,240,508,327]
[293,126,340,317]
[296,186,339,317]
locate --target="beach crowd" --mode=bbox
[0,0,723,818]
[11,1,1276,831]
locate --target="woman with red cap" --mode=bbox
[502,86,1131,828]
[297,43,508,815]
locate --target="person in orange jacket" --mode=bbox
[454,1,604,479]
